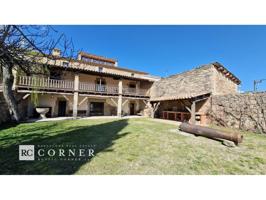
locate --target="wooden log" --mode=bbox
[179,123,243,145]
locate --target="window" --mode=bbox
[98,67,103,72]
[95,78,106,92]
[131,73,135,77]
[129,83,136,88]
[50,70,62,80]
[81,56,115,66]
[62,62,69,67]
[90,102,104,116]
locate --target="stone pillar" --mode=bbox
[117,79,123,117]
[73,73,79,119]
[191,101,196,125]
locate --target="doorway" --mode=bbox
[95,78,106,92]
[58,100,67,116]
[90,102,104,116]
[130,103,135,115]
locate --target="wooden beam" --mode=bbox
[17,90,149,100]
[78,97,88,106]
[142,100,148,105]
[195,97,209,103]
[110,98,118,106]
[22,93,30,100]
[191,101,196,125]
[185,106,191,113]
[122,99,129,107]
[62,95,73,106]
[179,100,191,113]
[153,102,160,112]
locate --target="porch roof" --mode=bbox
[149,92,211,102]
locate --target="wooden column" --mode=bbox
[191,100,196,125]
[73,73,79,119]
[117,79,123,117]
[136,81,140,95]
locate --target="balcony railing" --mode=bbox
[18,76,74,91]
[79,82,119,94]
[17,76,149,96]
[123,87,147,96]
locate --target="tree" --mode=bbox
[0,25,74,122]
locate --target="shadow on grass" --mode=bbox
[0,119,129,175]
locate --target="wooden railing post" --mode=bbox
[73,73,79,119]
[117,79,123,117]
[136,81,140,95]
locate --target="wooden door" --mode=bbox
[58,100,67,116]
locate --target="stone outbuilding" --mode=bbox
[149,62,241,125]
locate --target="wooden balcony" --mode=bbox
[16,76,149,97]
[79,82,119,94]
[18,76,74,91]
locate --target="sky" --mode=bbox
[54,25,266,92]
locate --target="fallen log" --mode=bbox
[179,123,243,145]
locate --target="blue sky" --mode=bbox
[54,25,266,92]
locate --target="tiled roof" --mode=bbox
[76,59,149,75]
[78,51,117,64]
[53,63,159,81]
[212,62,241,85]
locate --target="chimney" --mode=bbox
[52,48,61,57]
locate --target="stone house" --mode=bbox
[0,49,241,126]
[149,62,241,125]
[0,49,159,121]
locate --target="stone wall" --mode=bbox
[150,65,214,98]
[212,67,238,95]
[150,63,239,99]
[210,92,266,134]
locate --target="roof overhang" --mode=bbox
[212,62,241,85]
[149,93,211,102]
[52,65,156,82]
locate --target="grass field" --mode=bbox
[0,118,266,175]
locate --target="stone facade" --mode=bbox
[150,63,239,99]
[26,93,146,118]
[210,92,266,134]
[212,67,238,95]
[149,63,240,124]
[150,65,214,99]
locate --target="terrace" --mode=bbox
[16,76,149,97]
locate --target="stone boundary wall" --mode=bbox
[210,92,266,134]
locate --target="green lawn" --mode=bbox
[0,118,266,175]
